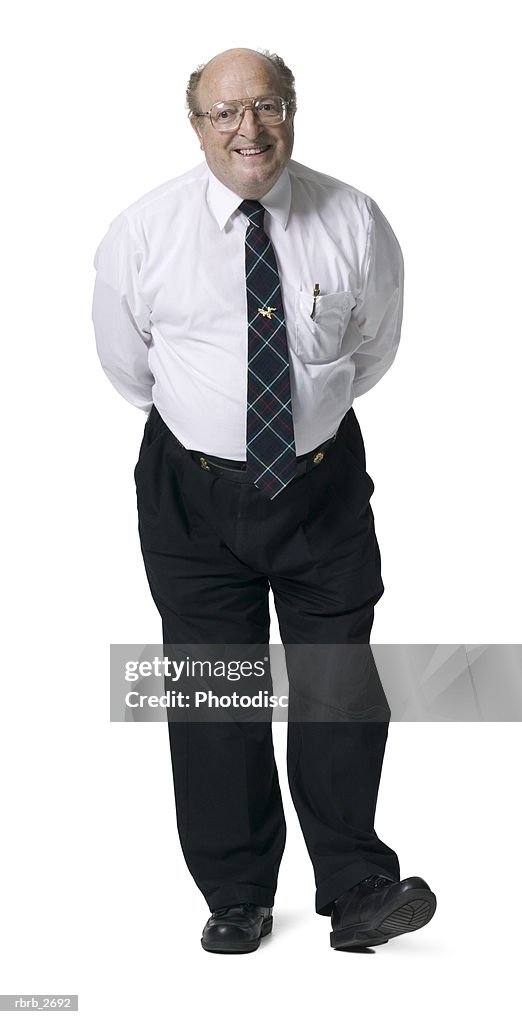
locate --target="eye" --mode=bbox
[253,98,285,123]
[214,105,238,121]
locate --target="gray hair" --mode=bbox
[186,49,297,118]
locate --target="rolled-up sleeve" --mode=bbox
[91,212,154,411]
[351,198,404,398]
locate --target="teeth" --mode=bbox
[238,147,268,155]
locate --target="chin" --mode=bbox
[240,169,278,191]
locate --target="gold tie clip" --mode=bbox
[258,307,277,319]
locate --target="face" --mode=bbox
[191,49,295,200]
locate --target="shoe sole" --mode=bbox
[330,888,437,950]
[201,916,273,954]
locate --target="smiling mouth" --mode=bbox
[234,145,271,158]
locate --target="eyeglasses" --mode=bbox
[190,95,288,133]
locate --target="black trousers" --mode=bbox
[134,404,401,915]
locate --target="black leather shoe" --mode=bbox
[201,904,273,954]
[330,874,437,950]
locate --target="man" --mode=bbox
[92,47,437,953]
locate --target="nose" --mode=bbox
[238,107,263,139]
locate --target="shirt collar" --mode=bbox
[206,164,291,231]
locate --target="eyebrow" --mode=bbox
[209,94,279,105]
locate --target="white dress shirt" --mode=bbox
[91,159,404,458]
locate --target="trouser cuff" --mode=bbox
[207,884,276,912]
[315,861,400,917]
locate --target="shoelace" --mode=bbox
[213,902,257,918]
[362,874,394,889]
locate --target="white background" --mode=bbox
[1,0,521,1020]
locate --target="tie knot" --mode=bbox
[239,199,265,227]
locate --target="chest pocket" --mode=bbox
[294,288,355,364]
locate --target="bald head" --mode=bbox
[199,48,276,94]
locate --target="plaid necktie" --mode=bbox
[239,199,297,499]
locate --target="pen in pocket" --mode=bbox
[310,283,320,320]
[307,284,319,319]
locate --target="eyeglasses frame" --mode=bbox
[189,95,288,133]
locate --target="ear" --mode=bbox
[190,115,205,152]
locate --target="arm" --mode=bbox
[351,197,404,398]
[91,211,154,411]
